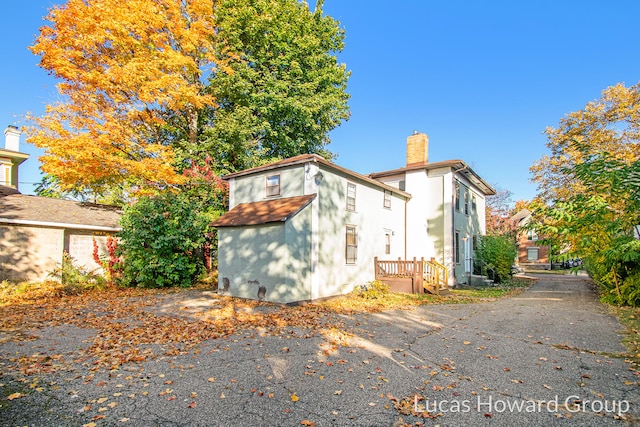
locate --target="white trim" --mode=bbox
[0,217,121,232]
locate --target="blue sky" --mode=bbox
[2,1,639,202]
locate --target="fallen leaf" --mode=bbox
[188,402,197,408]
[334,390,342,395]
[291,394,299,402]
[208,377,216,382]
[300,420,315,426]
[6,392,24,400]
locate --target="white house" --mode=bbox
[213,132,495,303]
[212,154,410,303]
[370,131,495,285]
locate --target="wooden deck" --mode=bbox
[374,257,449,295]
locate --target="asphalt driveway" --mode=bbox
[1,274,638,426]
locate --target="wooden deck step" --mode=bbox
[424,284,451,296]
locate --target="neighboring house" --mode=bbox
[213,131,495,303]
[0,126,122,283]
[511,208,551,270]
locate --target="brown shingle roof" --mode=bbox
[212,194,316,227]
[0,188,122,230]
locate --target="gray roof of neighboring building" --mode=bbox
[0,187,122,231]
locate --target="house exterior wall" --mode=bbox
[228,165,305,208]
[217,207,313,304]
[314,166,406,299]
[0,224,117,283]
[0,225,64,282]
[374,166,490,286]
[67,232,111,275]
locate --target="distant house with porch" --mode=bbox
[213,131,495,303]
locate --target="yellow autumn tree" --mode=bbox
[27,0,223,195]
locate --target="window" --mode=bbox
[346,182,356,211]
[399,180,406,191]
[527,247,539,261]
[346,226,358,264]
[266,174,280,197]
[454,231,460,264]
[455,182,461,212]
[471,194,477,212]
[383,190,391,208]
[527,229,538,241]
[385,233,391,255]
[472,235,478,251]
[464,190,469,215]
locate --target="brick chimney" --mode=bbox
[4,125,20,151]
[406,131,429,167]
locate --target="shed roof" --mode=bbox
[0,187,122,231]
[212,194,316,227]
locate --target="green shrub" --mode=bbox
[354,280,390,299]
[118,191,211,288]
[48,252,105,291]
[474,234,517,283]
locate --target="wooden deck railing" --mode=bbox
[374,257,449,295]
[423,258,448,295]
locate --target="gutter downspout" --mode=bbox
[404,197,408,260]
[451,173,456,285]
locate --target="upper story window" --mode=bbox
[266,174,280,197]
[455,182,461,212]
[385,233,391,255]
[346,182,356,211]
[527,229,538,241]
[383,190,392,208]
[399,180,406,191]
[464,190,469,215]
[472,194,477,212]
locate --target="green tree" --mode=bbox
[118,159,227,288]
[176,0,350,173]
[530,82,640,305]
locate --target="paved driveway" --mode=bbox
[1,274,638,426]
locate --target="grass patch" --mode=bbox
[608,305,640,369]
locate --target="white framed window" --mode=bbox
[346,226,357,264]
[385,233,391,255]
[266,174,280,197]
[471,194,477,212]
[346,182,356,211]
[383,190,391,208]
[454,231,460,264]
[455,182,461,212]
[527,247,539,261]
[464,190,469,215]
